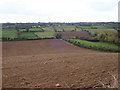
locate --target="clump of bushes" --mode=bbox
[93,32,120,44]
[55,33,62,39]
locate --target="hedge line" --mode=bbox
[2,37,55,41]
[65,39,120,53]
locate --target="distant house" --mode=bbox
[32,26,36,28]
[38,26,41,28]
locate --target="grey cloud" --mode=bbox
[0,0,119,22]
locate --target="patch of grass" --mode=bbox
[43,27,55,32]
[65,39,119,52]
[35,32,55,38]
[54,26,62,32]
[65,25,82,31]
[76,26,92,29]
[2,29,18,38]
[86,29,117,35]
[29,28,43,31]
[19,28,44,32]
[77,25,113,29]
[54,25,81,32]
[94,25,114,29]
[76,25,116,35]
[19,32,38,39]
[19,29,26,32]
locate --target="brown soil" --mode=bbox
[58,31,91,39]
[2,39,118,88]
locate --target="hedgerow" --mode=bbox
[65,39,119,52]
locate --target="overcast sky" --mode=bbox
[0,0,119,23]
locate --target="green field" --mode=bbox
[2,28,55,39]
[35,32,55,38]
[75,25,117,35]
[19,29,26,32]
[19,32,38,39]
[76,26,93,29]
[85,29,117,35]
[76,25,113,29]
[53,25,81,32]
[19,28,44,32]
[2,29,18,38]
[65,39,119,52]
[43,27,55,32]
[29,28,44,32]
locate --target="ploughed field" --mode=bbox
[3,39,118,88]
[58,31,91,39]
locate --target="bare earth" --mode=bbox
[2,39,118,88]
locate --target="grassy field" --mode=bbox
[65,39,119,52]
[30,28,44,32]
[94,25,114,29]
[76,25,113,29]
[54,25,81,32]
[19,32,38,39]
[76,26,93,29]
[75,25,116,35]
[43,27,55,32]
[19,29,26,32]
[85,29,117,35]
[19,28,44,32]
[35,32,55,38]
[2,29,18,38]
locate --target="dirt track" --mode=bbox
[2,39,118,88]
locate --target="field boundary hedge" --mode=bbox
[64,39,120,53]
[2,37,55,41]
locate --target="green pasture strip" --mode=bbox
[19,28,43,32]
[54,25,82,32]
[19,29,26,32]
[19,32,38,39]
[65,39,119,52]
[85,29,117,35]
[54,26,63,31]
[76,25,113,29]
[29,28,43,31]
[2,29,18,38]
[61,26,76,31]
[93,25,113,29]
[34,32,55,38]
[43,27,55,32]
[76,26,92,29]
